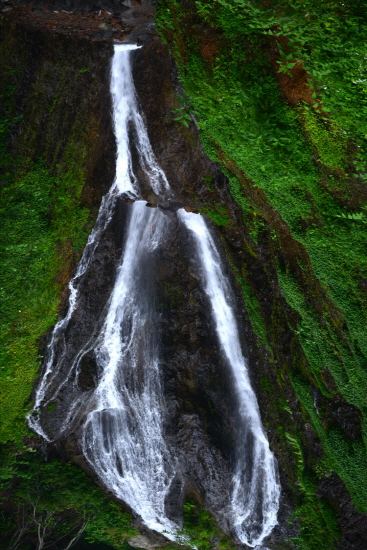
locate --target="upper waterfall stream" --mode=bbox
[29,44,280,548]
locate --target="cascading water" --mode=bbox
[81,202,177,535]
[28,44,169,438]
[29,44,176,536]
[110,44,169,196]
[178,211,280,547]
[29,43,280,548]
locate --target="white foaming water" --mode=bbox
[28,45,169,438]
[29,44,280,546]
[81,201,177,536]
[28,191,117,441]
[29,45,177,535]
[178,210,280,547]
[111,44,169,195]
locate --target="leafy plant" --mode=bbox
[172,106,193,127]
[172,95,198,127]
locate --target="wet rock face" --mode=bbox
[131,42,234,208]
[40,201,236,526]
[6,0,157,42]
[0,17,116,205]
[155,214,238,524]
[128,533,167,550]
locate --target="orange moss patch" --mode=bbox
[198,36,219,65]
[55,239,73,287]
[276,59,314,106]
[269,38,314,106]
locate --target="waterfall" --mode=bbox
[178,211,280,547]
[29,44,177,536]
[29,44,280,548]
[81,201,177,535]
[110,44,169,196]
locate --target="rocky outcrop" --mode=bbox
[2,0,157,42]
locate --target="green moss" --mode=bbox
[200,205,231,226]
[275,427,341,550]
[203,173,214,191]
[289,488,340,550]
[260,376,272,392]
[234,269,269,348]
[221,169,253,216]
[302,107,348,171]
[0,38,99,445]
[291,374,367,514]
[0,450,136,549]
[0,153,93,444]
[277,267,367,417]
[162,500,235,550]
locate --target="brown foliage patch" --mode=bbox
[270,38,314,106]
[276,59,314,106]
[198,37,219,65]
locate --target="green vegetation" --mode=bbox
[1,3,367,548]
[179,501,234,550]
[279,427,341,550]
[302,108,347,171]
[0,159,91,444]
[0,450,136,550]
[291,373,367,513]
[0,28,100,446]
[200,205,230,226]
[231,264,269,348]
[157,0,367,546]
[161,500,235,550]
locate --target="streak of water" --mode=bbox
[81,201,177,535]
[28,44,168,436]
[178,210,280,547]
[111,44,169,196]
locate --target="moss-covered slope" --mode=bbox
[0,19,115,444]
[155,1,367,548]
